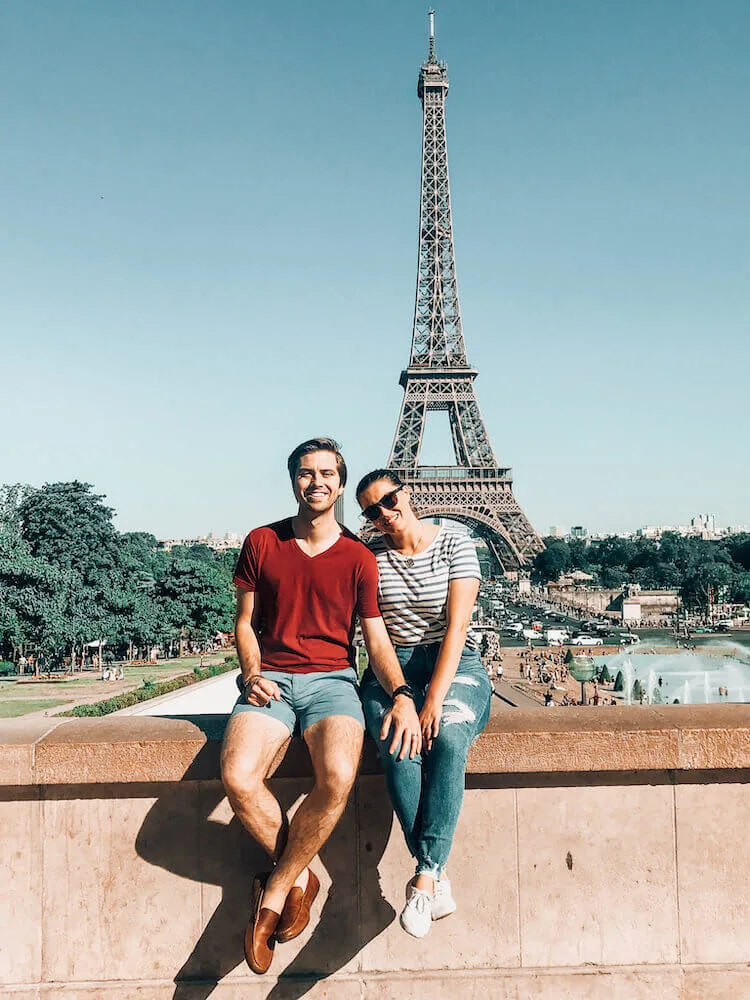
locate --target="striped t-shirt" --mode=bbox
[369,526,482,648]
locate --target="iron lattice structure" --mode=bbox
[387,16,543,572]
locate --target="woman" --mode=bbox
[356,469,492,938]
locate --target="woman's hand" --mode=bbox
[419,694,444,751]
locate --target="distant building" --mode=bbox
[570,526,588,539]
[636,514,724,541]
[548,526,566,538]
[158,532,243,552]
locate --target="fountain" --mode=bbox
[601,644,750,707]
[623,657,634,706]
[681,679,691,704]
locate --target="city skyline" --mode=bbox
[2,2,748,539]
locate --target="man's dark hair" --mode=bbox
[355,468,403,498]
[287,438,348,487]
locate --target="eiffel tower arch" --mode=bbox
[386,14,543,573]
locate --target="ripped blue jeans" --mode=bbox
[361,644,492,879]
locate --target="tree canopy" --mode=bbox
[0,482,236,661]
[531,531,750,611]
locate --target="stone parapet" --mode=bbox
[2,703,750,785]
[2,703,750,998]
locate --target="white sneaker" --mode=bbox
[399,885,433,938]
[431,875,456,920]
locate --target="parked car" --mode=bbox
[569,635,604,646]
[716,620,734,631]
[620,633,640,645]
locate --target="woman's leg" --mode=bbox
[360,666,426,860]
[414,651,492,878]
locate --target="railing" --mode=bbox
[392,466,512,482]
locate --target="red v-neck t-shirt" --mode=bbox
[233,518,380,674]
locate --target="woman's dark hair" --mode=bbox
[355,468,403,499]
[287,437,347,487]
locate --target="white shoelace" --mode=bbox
[409,889,431,913]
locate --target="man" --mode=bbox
[221,437,421,975]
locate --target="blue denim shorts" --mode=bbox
[231,667,365,735]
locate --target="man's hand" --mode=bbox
[243,675,281,707]
[380,695,422,760]
[419,694,444,752]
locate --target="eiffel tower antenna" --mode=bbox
[386,17,543,572]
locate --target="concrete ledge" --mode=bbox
[3,705,750,995]
[1,702,749,785]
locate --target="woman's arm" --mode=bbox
[420,576,480,747]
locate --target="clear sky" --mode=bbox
[2,1,748,538]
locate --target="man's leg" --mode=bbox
[220,711,292,859]
[261,714,364,913]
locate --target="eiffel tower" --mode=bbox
[387,13,543,573]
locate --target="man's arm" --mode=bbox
[235,587,280,707]
[360,616,422,759]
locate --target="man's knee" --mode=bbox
[314,756,359,803]
[221,751,265,802]
[220,714,290,800]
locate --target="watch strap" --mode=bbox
[392,684,415,702]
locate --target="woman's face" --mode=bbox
[358,478,410,533]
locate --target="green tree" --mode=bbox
[681,559,734,611]
[19,481,121,583]
[731,571,750,604]
[155,559,234,641]
[531,540,572,584]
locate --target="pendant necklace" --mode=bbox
[404,530,425,567]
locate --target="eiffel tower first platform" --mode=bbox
[386,13,543,573]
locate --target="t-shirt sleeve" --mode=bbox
[233,533,258,591]
[356,548,382,619]
[448,533,482,581]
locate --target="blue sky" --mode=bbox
[2,1,748,538]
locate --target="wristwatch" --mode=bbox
[391,684,415,703]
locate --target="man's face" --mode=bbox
[293,450,343,515]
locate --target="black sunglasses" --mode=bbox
[360,485,405,522]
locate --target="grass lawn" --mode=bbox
[0,653,235,719]
[0,699,69,718]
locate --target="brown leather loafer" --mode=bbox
[276,868,321,943]
[244,874,281,975]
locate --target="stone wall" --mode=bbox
[548,587,679,623]
[3,704,750,999]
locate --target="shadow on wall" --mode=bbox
[135,741,395,1000]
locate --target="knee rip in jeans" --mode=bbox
[441,698,476,725]
[452,675,480,688]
